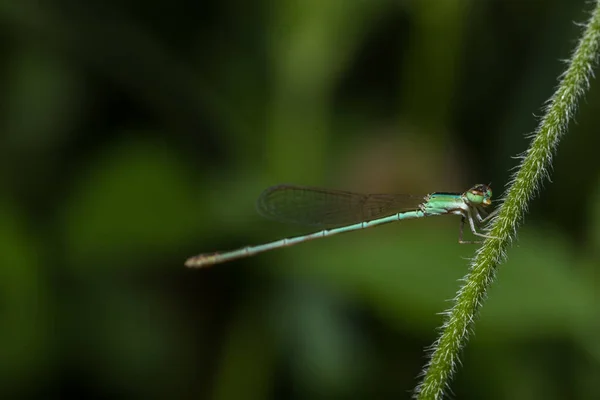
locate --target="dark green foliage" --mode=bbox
[0,1,599,399]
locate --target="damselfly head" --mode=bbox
[465,184,492,206]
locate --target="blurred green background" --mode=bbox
[1,0,599,399]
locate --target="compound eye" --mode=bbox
[466,190,485,205]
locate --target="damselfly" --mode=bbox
[185,183,496,268]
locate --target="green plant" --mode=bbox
[415,2,600,398]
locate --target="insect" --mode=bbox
[185,183,496,268]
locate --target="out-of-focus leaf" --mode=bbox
[68,276,195,398]
[0,200,52,395]
[461,343,560,400]
[402,0,469,131]
[212,298,275,400]
[268,279,372,398]
[587,178,600,251]
[4,45,84,151]
[477,226,593,340]
[61,137,202,268]
[264,0,391,180]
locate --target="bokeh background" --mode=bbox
[1,0,599,399]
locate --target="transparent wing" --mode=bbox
[256,184,426,227]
